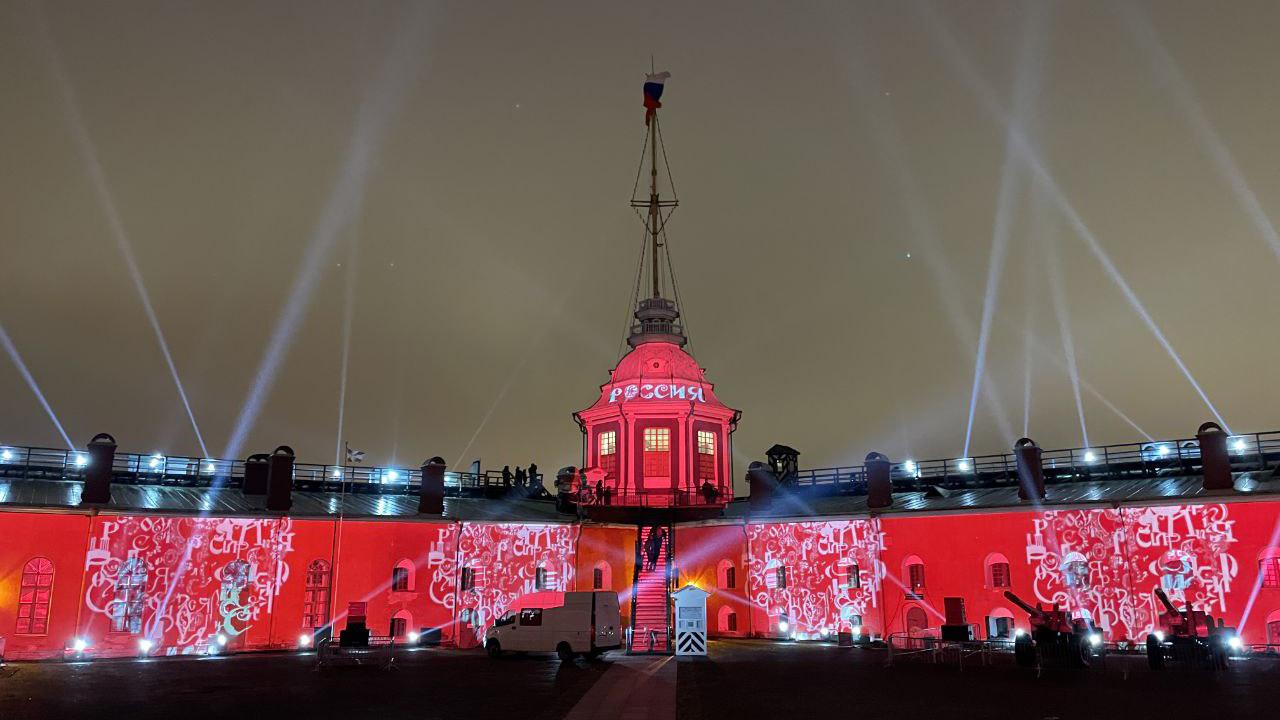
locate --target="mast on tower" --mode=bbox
[628,70,686,349]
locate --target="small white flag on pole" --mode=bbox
[345,443,366,464]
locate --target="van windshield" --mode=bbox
[494,612,516,627]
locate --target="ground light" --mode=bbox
[74,453,89,468]
[1,449,12,461]
[1083,451,1098,463]
[778,620,790,633]
[1089,633,1102,647]
[298,633,312,648]
[138,639,153,655]
[1229,636,1243,650]
[407,631,420,644]
[1231,438,1247,453]
[72,638,88,653]
[1155,631,1165,642]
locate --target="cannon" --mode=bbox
[1003,590,1100,668]
[1145,587,1237,670]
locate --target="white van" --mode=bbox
[485,591,621,662]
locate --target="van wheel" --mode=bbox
[556,642,575,663]
[486,639,502,659]
[587,649,604,661]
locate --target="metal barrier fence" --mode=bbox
[0,444,542,497]
[792,430,1280,495]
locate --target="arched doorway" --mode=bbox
[905,606,928,636]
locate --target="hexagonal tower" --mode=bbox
[573,76,740,522]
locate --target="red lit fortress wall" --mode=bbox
[0,511,92,660]
[674,524,752,637]
[330,519,458,645]
[575,524,638,626]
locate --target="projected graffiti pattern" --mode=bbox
[1026,505,1238,640]
[453,524,576,643]
[747,520,884,635]
[84,516,295,652]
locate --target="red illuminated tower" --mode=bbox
[574,78,740,522]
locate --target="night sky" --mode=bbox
[2,1,1278,487]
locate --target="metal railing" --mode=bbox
[580,488,728,508]
[0,443,544,498]
[790,430,1280,496]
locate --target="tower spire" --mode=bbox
[628,69,685,349]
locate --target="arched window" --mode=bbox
[1258,547,1280,589]
[717,559,736,590]
[16,557,54,635]
[111,557,147,634]
[390,610,412,639]
[392,559,414,592]
[717,605,738,633]
[844,563,860,590]
[221,560,251,596]
[1266,610,1280,646]
[461,567,476,592]
[905,606,929,636]
[986,607,1015,639]
[903,555,925,597]
[985,552,1011,589]
[303,559,331,629]
[1062,552,1090,589]
[598,430,618,480]
[592,561,612,590]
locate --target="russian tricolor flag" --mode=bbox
[643,71,671,125]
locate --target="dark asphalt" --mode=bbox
[680,640,1280,720]
[2,640,1278,719]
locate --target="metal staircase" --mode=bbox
[628,524,674,654]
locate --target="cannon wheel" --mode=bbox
[1014,634,1036,668]
[1069,634,1091,669]
[1146,634,1165,670]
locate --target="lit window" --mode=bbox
[1261,558,1280,589]
[990,562,1011,589]
[697,430,715,455]
[643,427,670,477]
[111,558,147,634]
[598,431,618,479]
[593,567,604,590]
[303,560,331,629]
[16,557,54,635]
[776,567,787,589]
[520,608,543,627]
[535,566,547,591]
[461,567,476,592]
[644,427,670,451]
[697,430,716,484]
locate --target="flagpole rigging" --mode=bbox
[649,115,661,299]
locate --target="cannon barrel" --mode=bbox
[1153,587,1178,615]
[1003,590,1042,617]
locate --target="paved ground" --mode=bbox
[2,640,1278,719]
[680,640,1280,720]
